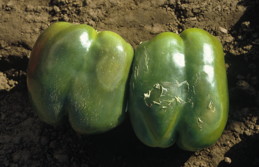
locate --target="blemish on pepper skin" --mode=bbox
[191,101,194,108]
[208,101,216,112]
[144,90,151,99]
[134,65,139,79]
[176,80,189,90]
[193,73,201,88]
[144,90,152,107]
[153,100,161,105]
[161,86,168,96]
[197,117,204,129]
[144,47,149,70]
[174,96,186,104]
[154,83,160,89]
[163,98,175,106]
[143,83,163,107]
[144,82,188,108]
[192,86,196,95]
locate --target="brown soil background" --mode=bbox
[0,0,259,166]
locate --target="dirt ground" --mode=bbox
[0,0,259,166]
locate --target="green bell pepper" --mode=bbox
[27,22,133,134]
[129,28,228,151]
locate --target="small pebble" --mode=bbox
[53,6,61,13]
[225,35,234,43]
[224,157,232,164]
[219,26,228,34]
[241,21,250,29]
[62,14,70,22]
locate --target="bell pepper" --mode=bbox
[129,28,228,151]
[27,22,134,134]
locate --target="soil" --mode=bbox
[0,0,259,167]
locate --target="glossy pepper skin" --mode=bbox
[27,22,134,134]
[129,28,228,151]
